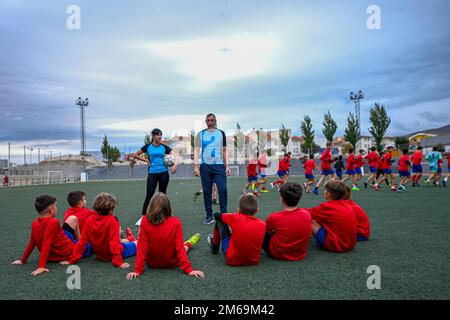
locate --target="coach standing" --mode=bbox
[194,113,230,224]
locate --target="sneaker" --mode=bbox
[397,188,404,193]
[412,182,416,187]
[261,189,269,193]
[391,186,397,191]
[207,234,219,254]
[443,180,447,187]
[126,227,136,242]
[212,199,218,205]
[352,186,361,191]
[251,183,255,190]
[203,216,215,225]
[303,182,308,190]
[185,233,201,248]
[364,182,368,189]
[372,185,380,191]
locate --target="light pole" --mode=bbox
[76,97,89,171]
[350,90,364,149]
[26,146,33,165]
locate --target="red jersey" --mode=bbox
[63,207,96,232]
[398,155,411,171]
[3,176,8,184]
[383,152,393,169]
[411,150,423,165]
[221,213,266,266]
[258,154,268,169]
[247,163,258,177]
[69,213,124,267]
[366,151,379,168]
[133,216,193,275]
[304,159,317,175]
[320,149,333,171]
[21,216,74,268]
[355,154,364,168]
[278,156,290,172]
[347,200,370,239]
[309,200,357,253]
[346,154,356,170]
[377,157,384,170]
[265,208,311,260]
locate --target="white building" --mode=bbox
[358,135,396,151]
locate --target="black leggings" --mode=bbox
[142,172,170,215]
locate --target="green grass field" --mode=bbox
[1,177,449,300]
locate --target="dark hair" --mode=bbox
[433,146,438,151]
[93,193,117,215]
[343,185,352,200]
[359,149,365,154]
[206,113,216,120]
[309,154,314,159]
[338,155,343,160]
[150,128,162,144]
[371,147,376,151]
[35,195,56,214]
[417,146,423,150]
[280,182,303,207]
[402,149,409,155]
[324,180,346,200]
[379,151,384,156]
[67,190,86,207]
[238,193,258,215]
[147,192,172,224]
[348,148,354,153]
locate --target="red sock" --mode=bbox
[212,228,220,245]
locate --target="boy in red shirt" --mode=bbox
[397,149,412,192]
[243,158,259,196]
[411,146,424,187]
[207,193,266,266]
[264,182,311,260]
[364,147,379,188]
[374,146,396,191]
[271,152,291,190]
[354,149,366,187]
[315,143,337,192]
[444,153,450,187]
[308,180,358,253]
[255,152,269,193]
[342,148,359,191]
[126,193,204,280]
[343,185,370,241]
[62,190,96,241]
[12,195,77,276]
[303,154,319,194]
[62,193,137,269]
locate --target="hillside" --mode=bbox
[407,124,450,138]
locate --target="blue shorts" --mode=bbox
[321,169,335,176]
[247,175,258,182]
[412,164,423,173]
[277,170,287,177]
[399,170,411,177]
[336,171,343,178]
[346,170,355,175]
[221,236,231,256]
[305,174,315,180]
[369,166,377,173]
[64,230,92,258]
[437,168,442,174]
[384,169,392,174]
[355,168,362,174]
[315,227,327,248]
[121,242,137,259]
[357,235,369,241]
[259,170,267,178]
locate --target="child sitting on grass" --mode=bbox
[207,193,266,266]
[343,185,371,241]
[127,192,204,279]
[308,180,358,253]
[12,195,78,276]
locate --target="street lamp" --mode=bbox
[350,90,364,149]
[76,97,89,171]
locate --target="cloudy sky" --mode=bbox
[1,0,449,164]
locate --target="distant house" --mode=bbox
[408,133,437,146]
[419,134,450,153]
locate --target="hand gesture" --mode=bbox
[171,165,177,174]
[194,167,200,177]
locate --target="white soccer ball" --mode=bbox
[164,154,175,167]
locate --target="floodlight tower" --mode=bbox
[76,97,89,171]
[350,90,364,149]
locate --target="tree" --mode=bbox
[190,130,195,159]
[394,136,410,151]
[101,134,109,160]
[344,112,360,149]
[234,124,245,163]
[301,142,321,155]
[108,146,121,164]
[322,111,338,143]
[144,133,151,145]
[300,115,315,154]
[279,124,290,152]
[369,103,391,152]
[341,142,354,155]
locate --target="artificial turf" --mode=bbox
[1,177,449,300]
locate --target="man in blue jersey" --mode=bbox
[424,146,443,187]
[194,113,230,224]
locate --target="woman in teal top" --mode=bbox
[133,128,177,215]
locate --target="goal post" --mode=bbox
[47,171,63,184]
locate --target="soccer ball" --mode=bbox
[164,154,175,167]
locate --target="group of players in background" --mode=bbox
[242,143,449,196]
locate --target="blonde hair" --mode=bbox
[93,192,118,215]
[146,192,172,224]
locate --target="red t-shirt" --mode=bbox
[247,163,258,177]
[221,213,266,266]
[398,155,411,171]
[377,157,384,170]
[355,154,364,168]
[133,216,193,275]
[304,159,317,175]
[383,152,392,169]
[320,149,333,170]
[21,216,74,268]
[63,207,96,232]
[265,208,311,260]
[411,151,423,165]
[309,200,357,253]
[258,154,268,169]
[347,200,370,239]
[69,213,124,267]
[346,154,356,170]
[278,157,290,172]
[366,151,379,168]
